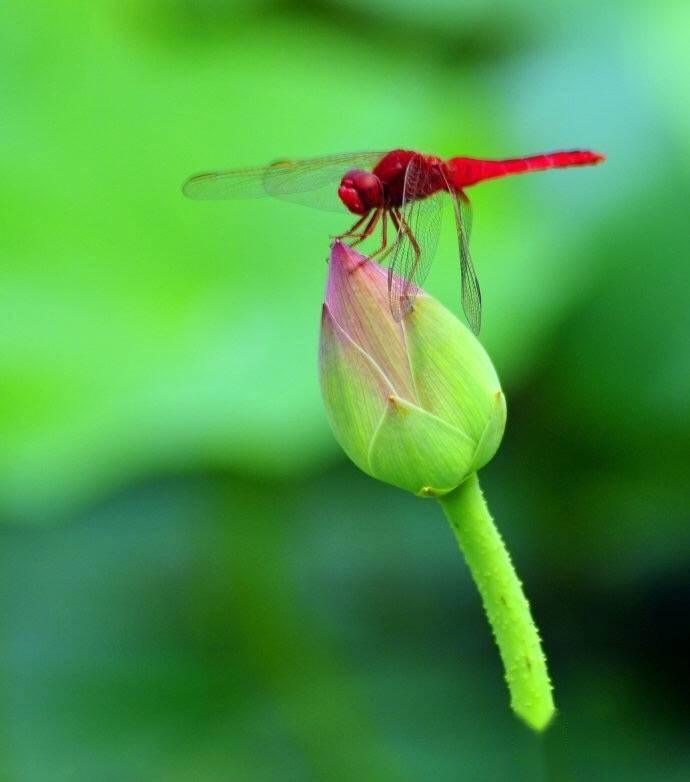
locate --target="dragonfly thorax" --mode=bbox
[338,169,384,215]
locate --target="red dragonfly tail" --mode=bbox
[448,150,605,189]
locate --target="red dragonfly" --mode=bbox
[183,148,604,333]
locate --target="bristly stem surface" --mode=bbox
[439,473,555,731]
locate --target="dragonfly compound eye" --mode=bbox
[339,170,383,214]
[338,184,366,215]
[353,171,383,209]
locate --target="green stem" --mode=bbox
[439,473,555,732]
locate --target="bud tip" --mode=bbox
[331,239,365,274]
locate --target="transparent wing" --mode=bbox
[456,192,482,335]
[387,156,443,321]
[459,189,473,241]
[182,151,387,213]
[439,174,482,334]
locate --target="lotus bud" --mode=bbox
[318,241,555,732]
[319,241,506,497]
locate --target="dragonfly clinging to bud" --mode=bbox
[183,148,605,333]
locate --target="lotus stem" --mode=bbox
[439,473,555,731]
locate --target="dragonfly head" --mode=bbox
[338,170,384,215]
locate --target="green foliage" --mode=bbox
[0,1,688,780]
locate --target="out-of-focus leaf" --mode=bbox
[0,4,505,515]
[1,468,688,781]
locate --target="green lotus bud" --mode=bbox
[319,241,506,497]
[318,241,555,733]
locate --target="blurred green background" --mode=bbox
[1,1,689,780]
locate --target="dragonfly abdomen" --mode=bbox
[448,150,605,188]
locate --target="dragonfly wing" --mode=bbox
[183,151,387,213]
[388,155,443,321]
[183,164,270,200]
[457,192,482,335]
[459,189,473,241]
[439,174,482,334]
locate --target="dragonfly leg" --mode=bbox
[371,210,389,258]
[348,208,381,247]
[373,210,402,263]
[338,212,370,239]
[397,211,421,255]
[378,209,402,262]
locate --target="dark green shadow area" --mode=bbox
[1,462,687,781]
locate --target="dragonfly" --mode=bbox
[183,148,605,333]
